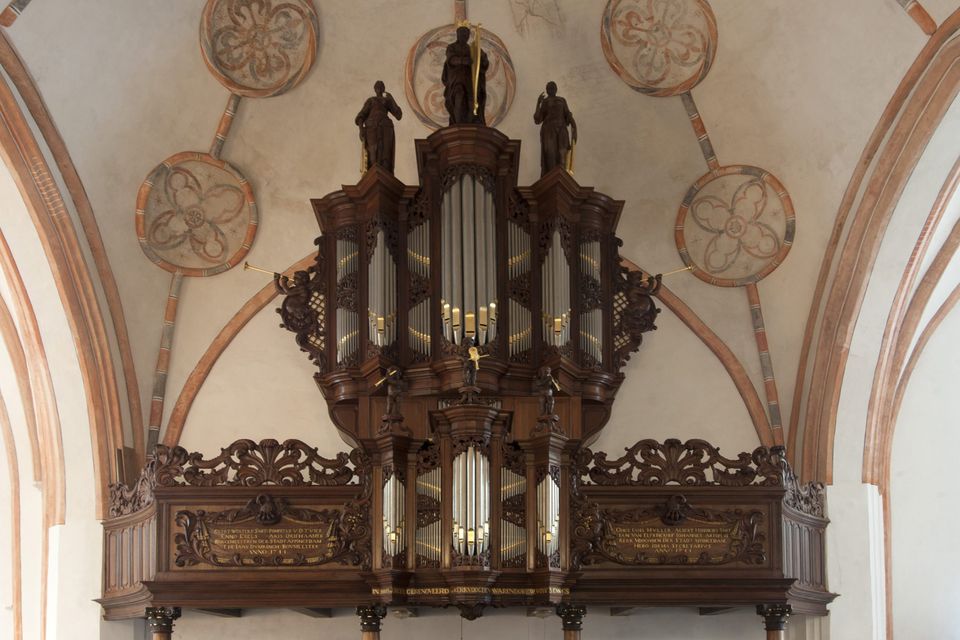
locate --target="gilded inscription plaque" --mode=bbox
[573,495,768,567]
[609,519,745,563]
[172,494,365,569]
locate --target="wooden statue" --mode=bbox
[274,270,314,332]
[379,366,406,418]
[534,365,560,417]
[534,81,577,176]
[442,24,489,125]
[459,338,488,403]
[355,80,403,173]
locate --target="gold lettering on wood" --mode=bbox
[611,523,735,557]
[173,501,351,569]
[210,525,337,557]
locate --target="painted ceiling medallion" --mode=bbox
[136,152,258,277]
[675,165,795,287]
[404,24,516,129]
[200,0,320,98]
[601,0,718,97]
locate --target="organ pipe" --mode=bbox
[383,472,405,558]
[542,230,571,348]
[536,471,560,559]
[452,444,490,559]
[441,175,497,346]
[335,235,359,364]
[368,228,396,348]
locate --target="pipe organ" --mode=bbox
[276,125,663,614]
[102,120,834,639]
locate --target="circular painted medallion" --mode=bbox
[136,152,258,277]
[404,24,517,129]
[601,0,718,97]
[200,0,320,98]
[675,165,795,287]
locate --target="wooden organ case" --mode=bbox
[100,126,835,639]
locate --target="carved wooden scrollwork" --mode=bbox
[416,493,441,529]
[508,189,529,226]
[580,272,603,312]
[452,434,491,457]
[508,272,532,308]
[610,262,660,369]
[408,188,430,226]
[416,441,440,474]
[441,164,496,192]
[108,444,190,517]
[276,241,327,372]
[365,217,400,263]
[782,458,826,518]
[574,438,789,487]
[108,439,367,517]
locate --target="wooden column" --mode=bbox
[145,607,181,640]
[556,603,586,640]
[757,604,791,640]
[357,604,387,640]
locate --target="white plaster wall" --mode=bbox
[0,136,112,639]
[889,306,960,639]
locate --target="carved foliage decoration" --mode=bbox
[612,262,660,368]
[108,439,368,517]
[441,164,496,193]
[277,241,326,371]
[782,459,826,518]
[575,438,789,487]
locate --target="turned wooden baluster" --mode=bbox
[556,603,586,640]
[757,604,791,640]
[357,604,387,640]
[145,607,181,640]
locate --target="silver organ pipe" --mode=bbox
[441,174,497,346]
[452,444,490,559]
[383,472,405,558]
[500,466,527,565]
[536,471,560,560]
[407,221,431,357]
[508,220,531,358]
[368,228,396,348]
[580,239,603,365]
[336,235,359,364]
[415,465,441,566]
[542,230,571,348]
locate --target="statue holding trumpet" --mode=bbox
[459,338,489,403]
[534,365,561,417]
[442,21,489,125]
[374,366,407,419]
